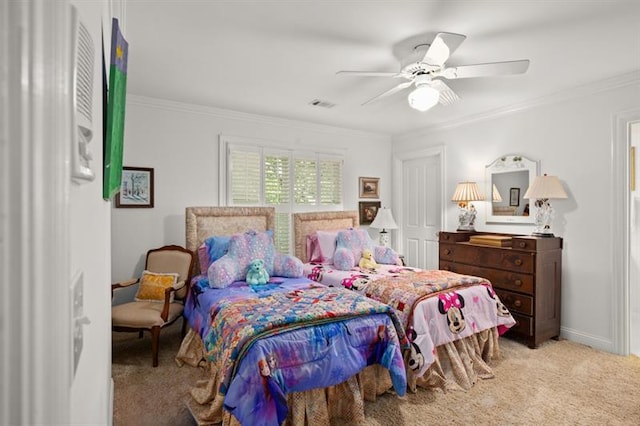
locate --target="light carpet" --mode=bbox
[112,321,640,426]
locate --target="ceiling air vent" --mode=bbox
[309,99,336,109]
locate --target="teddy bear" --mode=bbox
[246,258,269,285]
[358,248,378,270]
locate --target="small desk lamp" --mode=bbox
[451,182,483,231]
[370,207,398,247]
[523,174,567,237]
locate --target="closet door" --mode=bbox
[402,154,442,269]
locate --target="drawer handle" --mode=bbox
[514,259,523,266]
[442,234,449,240]
[444,249,451,255]
[514,300,522,308]
[514,279,523,286]
[519,242,526,248]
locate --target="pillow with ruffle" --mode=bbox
[134,270,180,302]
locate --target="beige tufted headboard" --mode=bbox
[185,206,275,273]
[292,211,359,262]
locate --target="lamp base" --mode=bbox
[456,225,476,232]
[378,230,390,247]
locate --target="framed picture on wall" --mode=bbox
[509,187,520,206]
[359,177,379,198]
[359,201,381,225]
[115,167,154,208]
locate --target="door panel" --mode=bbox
[402,155,442,269]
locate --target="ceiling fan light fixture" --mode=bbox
[407,85,439,112]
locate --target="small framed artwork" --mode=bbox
[115,167,154,208]
[359,177,379,199]
[359,201,381,225]
[509,187,520,207]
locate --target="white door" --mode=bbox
[402,154,442,269]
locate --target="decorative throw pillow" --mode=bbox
[374,246,402,265]
[273,254,304,278]
[197,235,232,274]
[134,270,179,303]
[335,228,373,265]
[333,247,356,271]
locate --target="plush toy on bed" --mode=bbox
[358,249,378,270]
[246,258,270,285]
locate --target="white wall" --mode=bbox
[392,76,640,353]
[111,96,393,282]
[69,0,117,424]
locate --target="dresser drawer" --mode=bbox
[495,289,533,316]
[508,312,533,337]
[439,231,474,243]
[439,261,534,295]
[439,243,534,274]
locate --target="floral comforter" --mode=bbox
[184,275,407,426]
[302,263,516,378]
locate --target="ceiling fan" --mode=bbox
[337,32,530,111]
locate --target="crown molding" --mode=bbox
[126,94,390,140]
[395,70,640,142]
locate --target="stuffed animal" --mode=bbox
[246,258,269,285]
[358,249,378,270]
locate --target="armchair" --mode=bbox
[111,245,194,367]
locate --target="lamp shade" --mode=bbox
[492,184,502,202]
[370,207,398,230]
[523,174,567,199]
[407,85,439,112]
[451,182,483,202]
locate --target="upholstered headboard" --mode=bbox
[292,211,359,262]
[185,206,276,273]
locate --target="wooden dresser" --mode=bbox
[438,231,563,348]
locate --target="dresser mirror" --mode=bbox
[485,154,539,224]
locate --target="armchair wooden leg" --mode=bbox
[181,317,188,338]
[151,326,161,367]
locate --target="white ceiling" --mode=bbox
[124,0,640,136]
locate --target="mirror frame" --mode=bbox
[485,154,539,224]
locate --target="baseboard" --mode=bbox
[560,326,616,354]
[108,378,114,426]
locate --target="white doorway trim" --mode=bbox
[612,107,640,355]
[1,1,72,423]
[392,145,446,255]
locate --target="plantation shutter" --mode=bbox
[264,151,291,253]
[224,138,344,254]
[294,156,317,205]
[319,156,343,205]
[229,146,261,205]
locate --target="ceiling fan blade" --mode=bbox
[422,32,466,67]
[362,81,413,106]
[336,70,402,78]
[442,60,530,79]
[430,80,460,106]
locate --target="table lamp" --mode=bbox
[523,174,568,237]
[451,182,483,231]
[370,207,398,247]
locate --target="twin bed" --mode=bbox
[176,207,515,425]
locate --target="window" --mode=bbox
[222,138,343,254]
